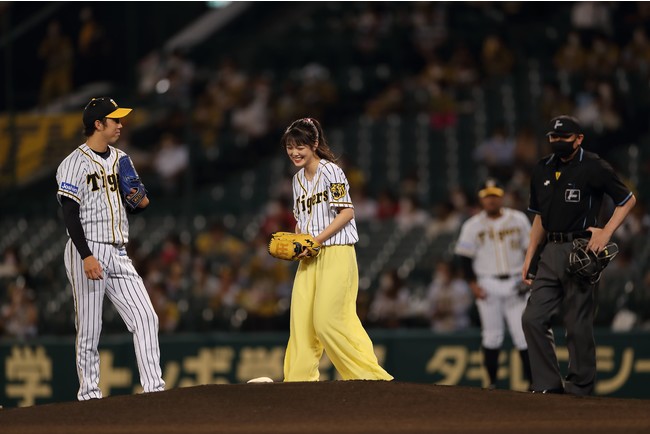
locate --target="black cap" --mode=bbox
[83,97,132,128]
[546,115,583,137]
[478,178,504,198]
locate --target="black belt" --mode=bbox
[546,231,592,243]
[492,274,518,280]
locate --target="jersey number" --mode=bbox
[87,172,118,192]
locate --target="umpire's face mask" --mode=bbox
[549,135,578,158]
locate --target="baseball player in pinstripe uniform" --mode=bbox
[280,118,393,382]
[455,179,532,389]
[56,97,165,400]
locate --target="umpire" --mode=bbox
[521,115,636,395]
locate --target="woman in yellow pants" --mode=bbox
[280,117,393,382]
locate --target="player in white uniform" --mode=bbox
[281,117,393,382]
[56,97,165,400]
[454,179,532,389]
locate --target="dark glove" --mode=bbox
[118,155,147,211]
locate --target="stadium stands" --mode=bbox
[2,2,650,337]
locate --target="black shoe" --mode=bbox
[531,387,564,394]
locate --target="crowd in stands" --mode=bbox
[3,165,649,339]
[3,2,650,339]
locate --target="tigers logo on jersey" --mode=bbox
[330,183,346,200]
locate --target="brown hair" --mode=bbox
[280,118,338,163]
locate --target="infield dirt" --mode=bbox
[1,380,649,433]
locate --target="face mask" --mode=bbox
[551,139,576,158]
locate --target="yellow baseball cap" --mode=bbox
[478,178,505,198]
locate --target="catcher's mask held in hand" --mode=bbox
[566,238,619,284]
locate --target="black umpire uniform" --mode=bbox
[521,115,635,396]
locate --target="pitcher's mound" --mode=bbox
[1,381,649,433]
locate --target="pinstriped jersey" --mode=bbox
[56,144,130,245]
[292,159,359,246]
[454,208,531,277]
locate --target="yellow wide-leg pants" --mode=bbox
[283,245,393,381]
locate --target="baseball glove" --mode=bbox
[268,232,321,261]
[566,238,619,284]
[118,155,147,210]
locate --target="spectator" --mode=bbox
[428,82,458,130]
[571,1,613,38]
[622,27,650,77]
[296,63,338,121]
[410,2,448,62]
[189,256,219,299]
[148,282,180,333]
[426,260,472,333]
[480,34,514,78]
[395,194,430,231]
[207,265,242,328]
[446,43,479,88]
[231,75,272,143]
[553,31,587,76]
[539,81,575,124]
[0,246,23,279]
[192,91,225,157]
[513,125,543,172]
[426,200,463,240]
[238,277,286,331]
[367,270,412,328]
[351,185,379,223]
[366,82,405,120]
[584,35,620,78]
[137,50,165,97]
[427,260,472,333]
[38,20,74,107]
[376,188,399,220]
[0,277,38,339]
[152,132,190,194]
[76,6,110,85]
[163,48,196,109]
[195,221,246,262]
[259,198,297,237]
[473,124,516,182]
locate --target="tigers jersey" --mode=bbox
[292,159,359,246]
[455,208,531,277]
[56,143,129,245]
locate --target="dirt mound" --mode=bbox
[1,381,649,433]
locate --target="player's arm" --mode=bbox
[587,193,636,253]
[61,197,103,280]
[294,207,352,260]
[522,214,546,284]
[455,254,485,300]
[314,207,354,244]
